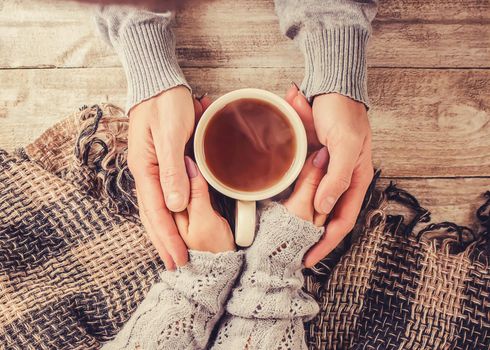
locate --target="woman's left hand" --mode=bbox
[283,149,329,228]
[173,156,236,254]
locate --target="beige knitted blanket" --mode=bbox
[0,104,488,349]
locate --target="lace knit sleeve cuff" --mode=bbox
[252,202,325,266]
[224,203,322,320]
[163,250,244,314]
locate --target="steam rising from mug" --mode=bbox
[203,98,297,192]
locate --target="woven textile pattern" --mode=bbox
[0,106,162,349]
[304,187,490,350]
[1,105,489,349]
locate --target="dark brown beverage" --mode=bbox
[203,98,296,192]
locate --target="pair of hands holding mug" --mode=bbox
[174,150,329,254]
[127,84,374,270]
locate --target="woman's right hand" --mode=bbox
[173,157,236,254]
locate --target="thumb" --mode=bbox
[193,93,213,122]
[285,82,300,105]
[314,142,360,215]
[155,140,190,212]
[193,97,204,122]
[284,147,328,222]
[184,156,214,218]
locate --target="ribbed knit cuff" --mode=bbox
[299,26,370,108]
[115,22,191,113]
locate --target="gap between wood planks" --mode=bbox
[2,67,490,71]
[2,0,489,69]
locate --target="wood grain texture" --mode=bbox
[378,0,490,22]
[1,0,488,233]
[0,68,127,151]
[377,178,489,231]
[1,0,489,69]
[1,67,488,177]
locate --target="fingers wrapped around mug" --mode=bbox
[285,83,321,151]
[173,157,236,254]
[283,147,329,226]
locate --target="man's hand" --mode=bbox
[128,86,200,269]
[286,84,374,267]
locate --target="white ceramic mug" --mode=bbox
[194,88,307,246]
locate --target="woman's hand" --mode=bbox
[283,149,329,228]
[173,157,236,254]
[237,151,328,275]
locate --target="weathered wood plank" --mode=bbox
[0,68,127,150]
[1,0,489,69]
[368,22,489,68]
[376,178,489,231]
[0,0,116,69]
[1,67,488,177]
[378,0,490,22]
[367,69,490,178]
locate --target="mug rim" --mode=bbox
[193,88,307,201]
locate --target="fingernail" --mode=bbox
[166,192,184,209]
[197,92,208,101]
[313,147,328,168]
[321,196,336,214]
[184,156,198,178]
[290,81,299,90]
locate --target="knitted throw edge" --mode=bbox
[0,104,488,349]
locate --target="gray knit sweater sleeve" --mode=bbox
[275,0,378,106]
[95,5,190,112]
[103,203,322,349]
[102,250,244,350]
[96,2,377,111]
[211,203,324,349]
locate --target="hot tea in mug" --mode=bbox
[194,89,307,246]
[203,98,297,192]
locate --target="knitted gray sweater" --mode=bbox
[103,202,324,349]
[95,1,378,112]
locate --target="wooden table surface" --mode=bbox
[1,0,489,229]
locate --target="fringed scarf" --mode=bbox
[0,105,488,349]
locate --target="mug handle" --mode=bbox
[235,200,256,247]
